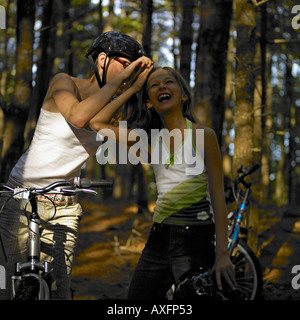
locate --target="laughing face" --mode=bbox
[146,68,186,116]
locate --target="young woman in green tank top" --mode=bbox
[90,66,236,299]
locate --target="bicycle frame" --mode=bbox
[227,164,259,255]
[228,188,250,256]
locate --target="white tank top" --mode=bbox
[151,119,212,225]
[9,109,102,188]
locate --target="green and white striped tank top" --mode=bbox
[152,119,213,226]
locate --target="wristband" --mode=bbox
[114,97,122,107]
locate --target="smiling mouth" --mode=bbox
[158,93,171,102]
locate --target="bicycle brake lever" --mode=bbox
[74,188,98,195]
[58,188,76,193]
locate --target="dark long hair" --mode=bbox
[119,66,195,134]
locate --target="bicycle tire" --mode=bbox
[230,239,263,300]
[167,239,263,300]
[13,276,40,300]
[13,274,50,300]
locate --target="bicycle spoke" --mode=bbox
[229,240,262,300]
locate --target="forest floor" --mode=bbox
[70,195,300,301]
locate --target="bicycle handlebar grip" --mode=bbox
[76,178,113,188]
[246,163,260,176]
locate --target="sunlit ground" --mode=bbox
[71,201,300,300]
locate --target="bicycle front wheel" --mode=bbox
[13,274,50,300]
[230,239,263,300]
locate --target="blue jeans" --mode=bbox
[128,222,215,300]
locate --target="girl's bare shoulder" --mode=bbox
[49,73,75,90]
[43,73,77,112]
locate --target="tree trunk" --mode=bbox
[259,4,271,203]
[233,0,257,173]
[233,0,259,252]
[194,0,233,146]
[223,22,235,178]
[129,163,149,214]
[261,51,272,202]
[172,0,178,70]
[0,0,35,181]
[52,0,72,75]
[275,129,285,206]
[103,0,115,33]
[98,0,104,34]
[252,33,263,203]
[24,0,55,149]
[141,0,153,58]
[0,0,12,175]
[0,0,11,99]
[284,56,297,208]
[179,0,194,84]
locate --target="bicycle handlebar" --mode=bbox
[0,177,113,195]
[246,163,259,176]
[226,163,260,207]
[235,163,260,189]
[73,177,113,188]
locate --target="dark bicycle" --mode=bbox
[167,164,263,300]
[226,163,263,300]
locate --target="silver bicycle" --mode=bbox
[0,177,112,300]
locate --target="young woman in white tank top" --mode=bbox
[0,32,153,300]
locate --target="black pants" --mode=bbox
[128,222,215,300]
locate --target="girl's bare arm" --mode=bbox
[201,126,236,290]
[45,57,152,128]
[89,65,153,133]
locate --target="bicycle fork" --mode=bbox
[228,188,250,256]
[12,198,51,299]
